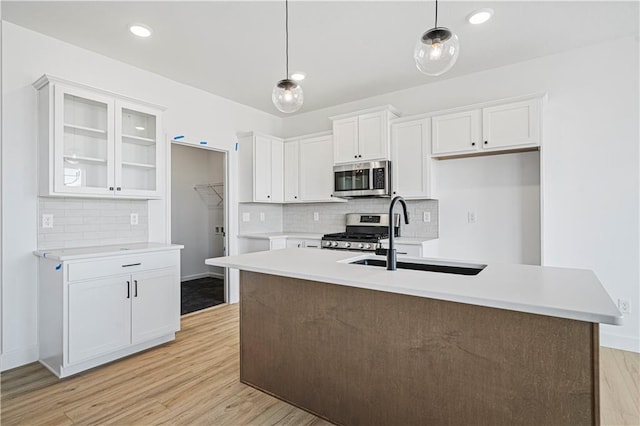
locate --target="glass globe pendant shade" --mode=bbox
[414,27,460,76]
[272,79,304,113]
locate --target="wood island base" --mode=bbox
[239,271,599,425]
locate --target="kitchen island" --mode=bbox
[206,249,621,425]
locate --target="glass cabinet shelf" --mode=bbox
[122,134,156,146]
[64,123,107,136]
[121,161,156,169]
[64,155,107,164]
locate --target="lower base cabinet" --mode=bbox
[38,249,181,378]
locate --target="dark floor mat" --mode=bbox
[181,277,225,315]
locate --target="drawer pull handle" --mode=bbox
[122,263,141,268]
[126,281,131,299]
[134,280,138,297]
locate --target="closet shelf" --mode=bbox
[194,183,224,206]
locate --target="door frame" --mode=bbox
[167,139,230,304]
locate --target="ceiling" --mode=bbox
[3,1,639,116]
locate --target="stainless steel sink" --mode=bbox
[349,257,486,276]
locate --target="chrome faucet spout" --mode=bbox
[387,196,409,271]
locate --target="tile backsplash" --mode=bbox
[239,199,439,238]
[38,198,148,250]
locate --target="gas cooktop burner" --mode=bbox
[321,213,400,252]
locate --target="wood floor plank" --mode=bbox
[1,303,638,425]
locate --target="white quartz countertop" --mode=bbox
[34,242,184,261]
[206,248,622,325]
[237,232,324,240]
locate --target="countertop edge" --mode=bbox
[34,243,184,261]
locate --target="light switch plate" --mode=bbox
[313,212,319,221]
[260,212,265,222]
[467,211,477,223]
[130,213,139,225]
[423,212,431,223]
[242,212,250,222]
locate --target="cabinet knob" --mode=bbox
[393,191,396,195]
[354,155,357,158]
[109,187,114,191]
[471,142,476,146]
[294,196,297,199]
[126,281,130,299]
[484,141,488,145]
[116,187,121,191]
[267,195,270,198]
[358,155,362,158]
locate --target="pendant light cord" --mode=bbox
[285,0,289,79]
[434,0,438,28]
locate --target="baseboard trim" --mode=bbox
[1,345,39,372]
[181,272,224,282]
[600,332,640,353]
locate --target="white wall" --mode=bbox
[171,143,225,280]
[282,36,640,352]
[1,21,281,370]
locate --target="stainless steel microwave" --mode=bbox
[333,161,391,198]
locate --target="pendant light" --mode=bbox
[414,0,460,76]
[272,0,303,113]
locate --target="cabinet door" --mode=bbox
[432,109,482,156]
[333,117,359,163]
[482,99,540,150]
[300,135,334,201]
[54,84,115,196]
[271,139,284,203]
[358,111,388,161]
[131,268,179,345]
[283,141,300,202]
[68,276,131,364]
[286,238,305,248]
[391,118,431,198]
[115,101,163,198]
[254,135,273,201]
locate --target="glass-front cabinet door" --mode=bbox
[54,85,115,195]
[115,101,162,197]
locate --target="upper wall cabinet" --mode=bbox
[391,116,432,199]
[284,132,342,203]
[34,75,165,199]
[238,132,284,203]
[330,106,399,164]
[431,97,542,158]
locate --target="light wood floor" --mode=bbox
[1,304,638,425]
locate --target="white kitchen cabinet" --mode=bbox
[283,141,299,202]
[380,239,440,257]
[299,134,335,202]
[34,75,164,199]
[330,106,399,164]
[286,238,321,249]
[432,97,542,158]
[432,109,482,157]
[36,246,182,378]
[391,116,432,199]
[238,132,284,203]
[482,98,541,151]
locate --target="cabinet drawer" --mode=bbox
[68,251,179,282]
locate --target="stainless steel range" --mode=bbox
[321,213,400,252]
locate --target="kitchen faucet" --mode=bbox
[387,195,409,271]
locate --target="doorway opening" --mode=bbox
[171,142,227,315]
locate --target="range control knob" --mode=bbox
[364,243,371,250]
[344,242,351,248]
[331,241,339,247]
[358,243,364,249]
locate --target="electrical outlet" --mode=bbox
[260,212,265,222]
[423,212,431,223]
[242,212,250,222]
[130,213,139,225]
[618,299,631,314]
[42,214,53,229]
[467,211,477,223]
[313,212,319,221]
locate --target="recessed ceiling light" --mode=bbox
[129,24,152,38]
[467,8,494,25]
[135,126,145,131]
[290,72,306,82]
